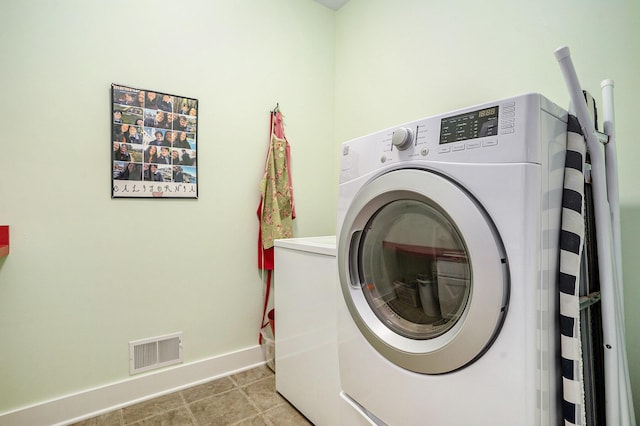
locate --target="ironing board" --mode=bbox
[555,46,635,426]
[559,112,588,425]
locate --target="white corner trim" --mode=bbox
[0,345,264,426]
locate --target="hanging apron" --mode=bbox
[257,110,295,270]
[257,109,295,342]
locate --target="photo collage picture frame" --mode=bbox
[111,83,198,198]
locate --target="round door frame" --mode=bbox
[338,168,509,374]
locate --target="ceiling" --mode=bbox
[313,0,350,10]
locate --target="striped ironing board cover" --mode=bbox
[559,112,588,425]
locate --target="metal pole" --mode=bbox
[601,79,636,426]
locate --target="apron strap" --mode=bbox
[258,270,273,344]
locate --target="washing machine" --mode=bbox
[337,93,568,425]
[274,236,341,426]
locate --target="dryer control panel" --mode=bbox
[342,93,568,182]
[439,104,501,144]
[379,98,532,162]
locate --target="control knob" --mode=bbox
[392,127,413,151]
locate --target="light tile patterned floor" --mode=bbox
[70,366,312,425]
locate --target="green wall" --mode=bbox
[1,0,638,420]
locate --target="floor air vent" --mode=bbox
[129,332,183,375]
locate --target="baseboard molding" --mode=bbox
[0,344,264,426]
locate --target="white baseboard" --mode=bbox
[0,345,264,426]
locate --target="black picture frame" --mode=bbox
[111,83,198,198]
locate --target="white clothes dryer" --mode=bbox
[337,94,568,425]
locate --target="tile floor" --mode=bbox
[71,365,312,426]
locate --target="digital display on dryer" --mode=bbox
[439,106,499,144]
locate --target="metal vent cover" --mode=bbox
[129,332,183,375]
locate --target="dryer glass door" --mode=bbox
[339,169,508,374]
[359,199,469,340]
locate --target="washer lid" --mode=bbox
[338,168,509,374]
[274,236,336,256]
